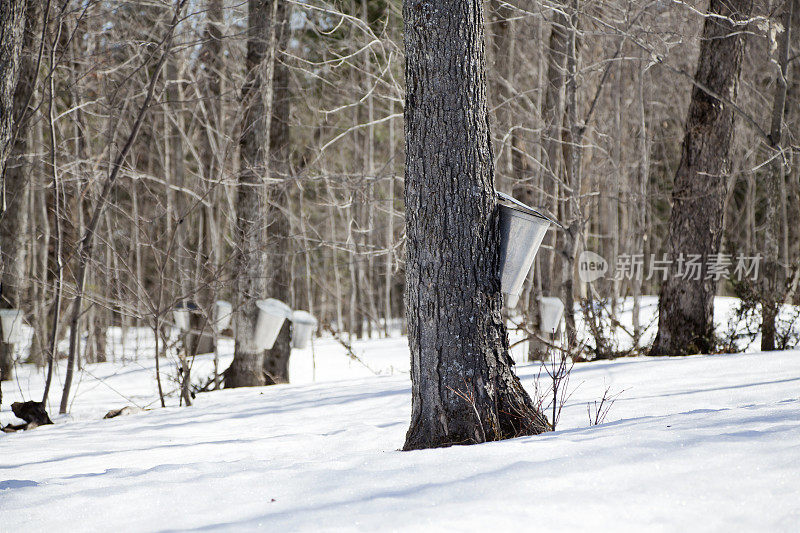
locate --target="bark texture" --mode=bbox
[0,0,28,380]
[0,0,25,168]
[650,0,753,356]
[760,0,795,351]
[226,0,277,388]
[263,0,292,383]
[402,0,549,450]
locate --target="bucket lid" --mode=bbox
[496,191,561,228]
[0,309,23,317]
[215,300,232,310]
[256,298,292,318]
[291,310,318,326]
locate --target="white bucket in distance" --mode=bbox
[291,310,318,349]
[172,305,190,332]
[539,297,564,334]
[254,299,292,351]
[0,309,25,344]
[215,300,233,331]
[497,192,552,305]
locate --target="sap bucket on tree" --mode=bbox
[253,299,292,351]
[291,310,318,349]
[0,309,25,344]
[539,297,564,334]
[214,300,233,331]
[497,192,553,306]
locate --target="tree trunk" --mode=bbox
[200,0,223,386]
[402,0,549,450]
[760,0,794,352]
[540,10,568,299]
[0,0,36,379]
[558,0,582,351]
[225,0,278,388]
[0,0,26,170]
[633,55,650,348]
[650,0,753,356]
[59,1,185,413]
[263,0,292,383]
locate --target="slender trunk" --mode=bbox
[540,10,568,298]
[633,57,649,348]
[263,0,293,383]
[384,102,396,335]
[559,0,582,351]
[43,22,63,404]
[225,0,279,388]
[760,0,795,351]
[326,176,344,332]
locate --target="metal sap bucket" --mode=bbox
[497,192,552,305]
[215,300,233,331]
[0,309,25,344]
[539,296,564,334]
[291,310,317,349]
[172,302,195,331]
[253,298,292,351]
[505,293,521,309]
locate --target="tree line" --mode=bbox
[0,0,798,447]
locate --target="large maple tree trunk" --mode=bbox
[402,0,549,450]
[226,0,278,388]
[650,0,753,356]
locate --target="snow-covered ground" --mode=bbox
[2,301,800,531]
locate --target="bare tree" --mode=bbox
[402,0,549,450]
[650,0,754,356]
[263,0,293,383]
[59,0,188,414]
[760,0,795,351]
[0,5,28,391]
[225,0,279,388]
[1,0,37,380]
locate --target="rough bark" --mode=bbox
[650,0,753,356]
[0,0,35,379]
[0,0,25,170]
[262,0,292,383]
[760,0,795,351]
[225,0,278,388]
[402,0,549,450]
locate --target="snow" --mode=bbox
[2,303,800,531]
